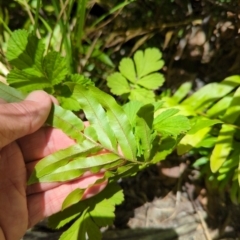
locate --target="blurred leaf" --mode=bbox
[62,188,85,210]
[154,109,190,137]
[222,86,240,124]
[210,124,235,173]
[134,48,164,78]
[206,95,232,118]
[137,73,164,90]
[107,72,130,95]
[172,82,192,103]
[119,58,136,83]
[129,88,155,103]
[182,76,240,111]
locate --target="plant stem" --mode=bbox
[34,0,41,37]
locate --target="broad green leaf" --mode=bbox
[107,72,130,95]
[7,69,52,93]
[134,48,164,78]
[222,86,240,124]
[182,76,240,111]
[89,86,137,160]
[42,51,68,85]
[129,88,155,103]
[62,188,85,210]
[210,124,235,172]
[177,127,211,155]
[0,82,25,102]
[172,82,192,103]
[192,157,209,168]
[119,58,136,83]
[137,73,164,90]
[154,109,190,137]
[6,30,45,70]
[206,95,232,118]
[46,104,85,143]
[72,85,117,152]
[57,96,80,111]
[85,214,102,240]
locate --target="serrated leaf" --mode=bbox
[134,48,164,78]
[119,58,136,83]
[107,72,130,95]
[129,88,155,103]
[154,109,190,137]
[182,76,240,111]
[7,69,52,93]
[6,30,45,70]
[210,124,235,172]
[62,188,85,210]
[137,73,164,89]
[42,51,68,85]
[172,82,192,103]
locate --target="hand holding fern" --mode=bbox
[0,91,105,240]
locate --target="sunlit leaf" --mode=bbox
[62,188,85,210]
[129,88,155,103]
[172,82,192,103]
[210,124,235,172]
[119,58,136,83]
[134,48,164,78]
[107,72,130,95]
[137,73,164,89]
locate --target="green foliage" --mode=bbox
[1,30,191,239]
[106,48,165,103]
[161,76,240,203]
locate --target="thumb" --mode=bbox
[0,90,52,148]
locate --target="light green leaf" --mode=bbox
[188,118,222,134]
[129,88,155,103]
[7,69,52,93]
[177,127,211,155]
[182,76,240,111]
[57,96,81,111]
[154,109,190,137]
[107,72,130,95]
[42,51,68,85]
[150,136,177,164]
[62,188,85,210]
[206,95,232,118]
[6,30,45,70]
[137,73,164,89]
[172,82,192,103]
[123,101,143,126]
[134,48,164,78]
[46,104,85,143]
[28,141,99,184]
[89,86,137,160]
[210,124,235,172]
[119,58,136,83]
[72,85,117,152]
[86,215,102,240]
[59,210,88,240]
[222,86,240,124]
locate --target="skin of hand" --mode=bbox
[0,91,106,240]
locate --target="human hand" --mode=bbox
[0,91,105,240]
